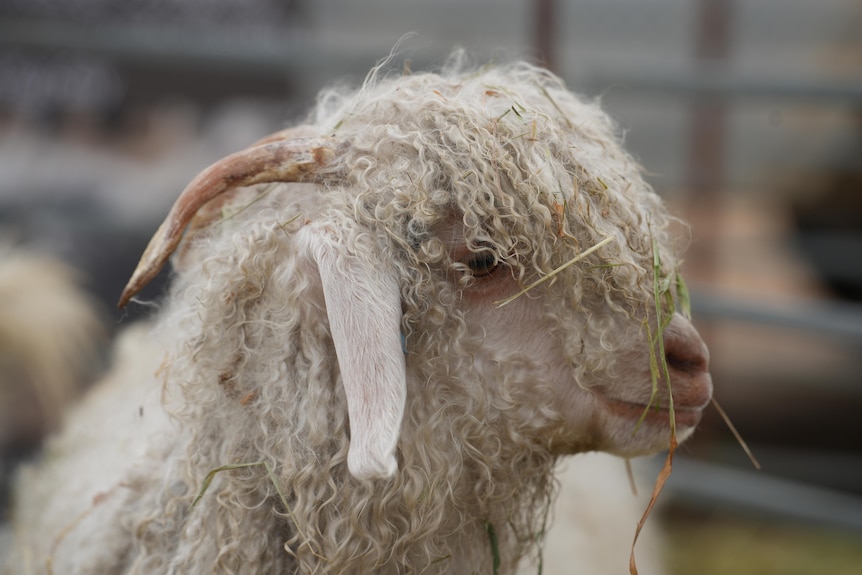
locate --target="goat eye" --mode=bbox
[465,252,500,278]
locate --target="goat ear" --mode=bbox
[298,223,406,480]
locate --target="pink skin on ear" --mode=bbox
[299,223,406,480]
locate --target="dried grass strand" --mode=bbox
[495,235,614,307]
[628,436,677,575]
[711,397,762,470]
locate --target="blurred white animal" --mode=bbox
[0,247,103,561]
[538,453,667,575]
[0,247,103,455]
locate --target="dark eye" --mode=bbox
[465,251,500,278]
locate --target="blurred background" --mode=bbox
[1,0,860,572]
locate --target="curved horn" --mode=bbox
[118,136,343,308]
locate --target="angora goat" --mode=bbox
[5,59,712,574]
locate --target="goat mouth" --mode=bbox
[600,396,703,429]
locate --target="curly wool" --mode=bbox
[9,57,686,575]
[147,203,560,573]
[141,60,678,573]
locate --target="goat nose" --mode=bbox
[664,315,709,374]
[665,337,709,375]
[662,314,712,407]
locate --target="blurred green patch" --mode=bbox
[665,513,862,575]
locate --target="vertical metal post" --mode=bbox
[687,0,733,294]
[689,0,732,193]
[688,0,733,442]
[535,0,555,71]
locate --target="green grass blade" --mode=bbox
[485,521,501,575]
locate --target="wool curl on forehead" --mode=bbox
[312,58,681,328]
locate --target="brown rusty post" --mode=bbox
[689,0,732,192]
[686,0,733,288]
[535,0,556,71]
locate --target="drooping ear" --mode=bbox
[297,222,406,480]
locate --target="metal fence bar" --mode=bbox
[0,17,318,74]
[582,67,862,106]
[661,456,862,532]
[692,289,862,347]
[0,17,438,77]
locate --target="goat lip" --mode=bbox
[599,396,703,428]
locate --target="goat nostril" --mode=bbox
[665,350,706,374]
[661,317,714,409]
[662,323,710,375]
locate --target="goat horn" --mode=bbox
[118,136,343,308]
